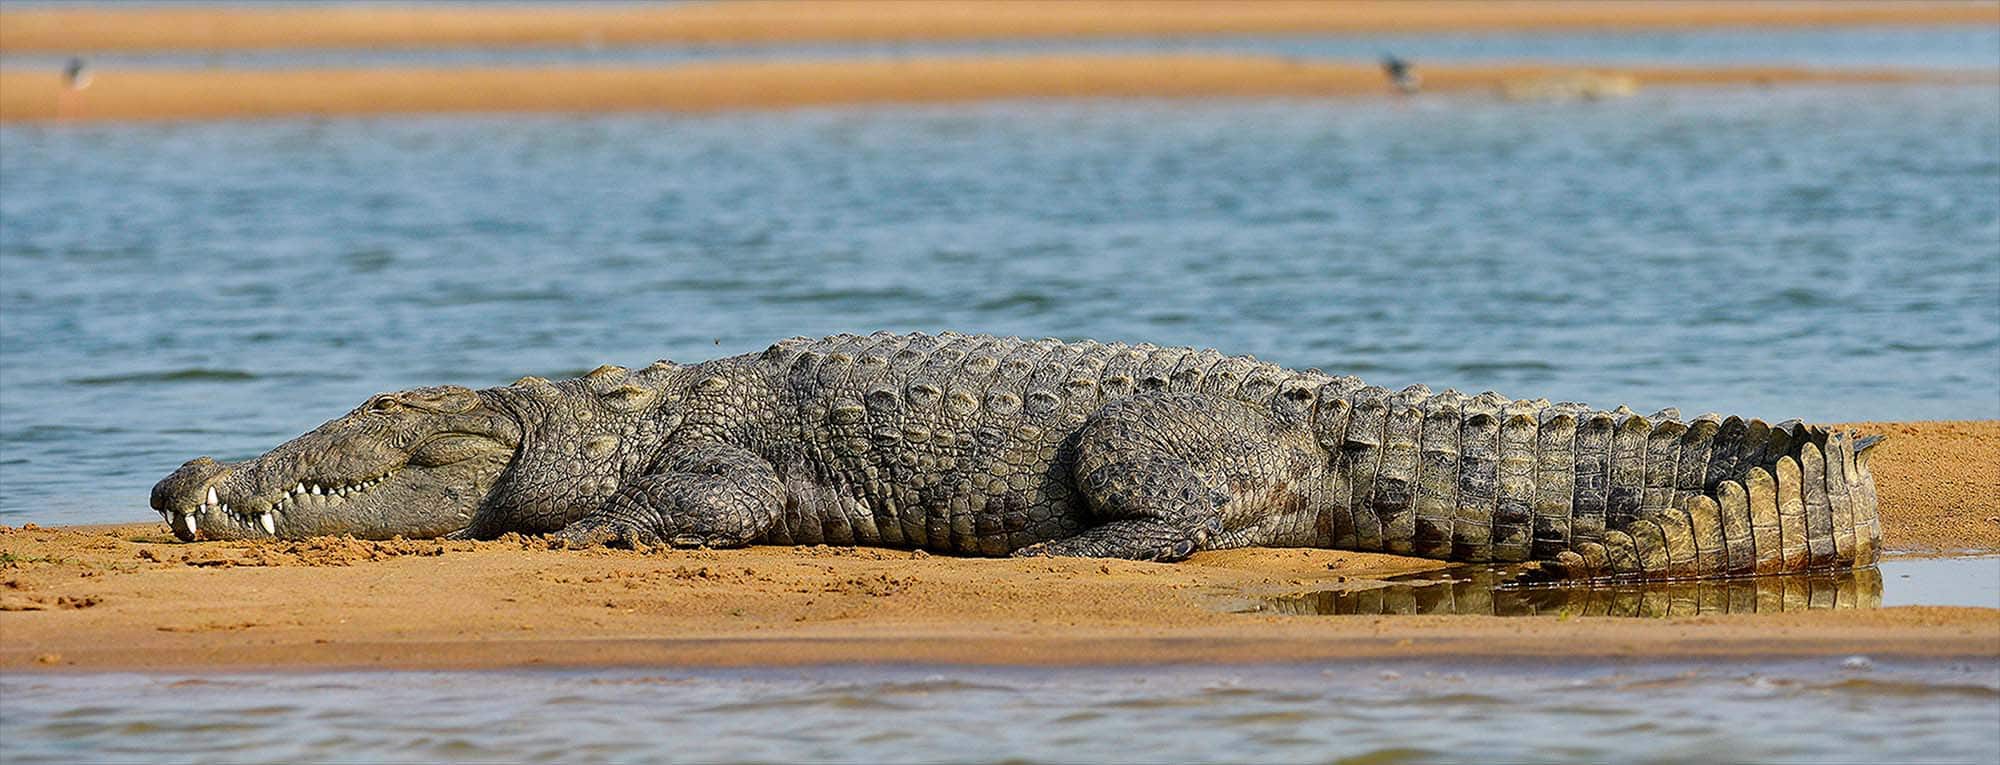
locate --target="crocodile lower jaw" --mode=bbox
[161,470,398,540]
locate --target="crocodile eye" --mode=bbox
[367,395,402,414]
[409,435,503,467]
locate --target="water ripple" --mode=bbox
[68,369,260,385]
[1,662,1994,763]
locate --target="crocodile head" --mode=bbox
[149,385,521,541]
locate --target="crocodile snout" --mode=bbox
[150,456,232,540]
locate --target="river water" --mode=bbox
[3,659,1997,763]
[2,82,1995,525]
[1,26,1997,764]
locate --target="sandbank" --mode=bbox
[2,2,1993,53]
[0,56,1973,123]
[2,420,1994,673]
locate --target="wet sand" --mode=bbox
[3,1,1992,53]
[2,421,1994,672]
[0,56,1972,123]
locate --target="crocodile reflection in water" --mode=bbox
[1262,565,1883,617]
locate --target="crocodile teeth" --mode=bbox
[206,487,220,505]
[258,512,276,535]
[180,512,198,537]
[310,485,322,495]
[293,483,306,495]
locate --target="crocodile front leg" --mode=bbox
[555,443,785,548]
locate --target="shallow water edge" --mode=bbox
[1251,555,1999,617]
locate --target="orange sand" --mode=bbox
[3,2,1994,53]
[2,421,1994,672]
[1842,421,2000,552]
[0,56,1966,124]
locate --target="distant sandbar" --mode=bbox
[2,1,1994,53]
[0,56,1972,123]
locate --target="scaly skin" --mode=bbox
[151,332,1882,580]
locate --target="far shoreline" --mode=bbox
[3,1,1993,54]
[2,56,1986,124]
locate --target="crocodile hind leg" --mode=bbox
[1014,454,1230,561]
[554,443,785,548]
[1013,392,1324,562]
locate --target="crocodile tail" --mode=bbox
[1541,419,1884,581]
[1317,388,1884,582]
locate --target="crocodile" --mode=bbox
[150,331,1883,580]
